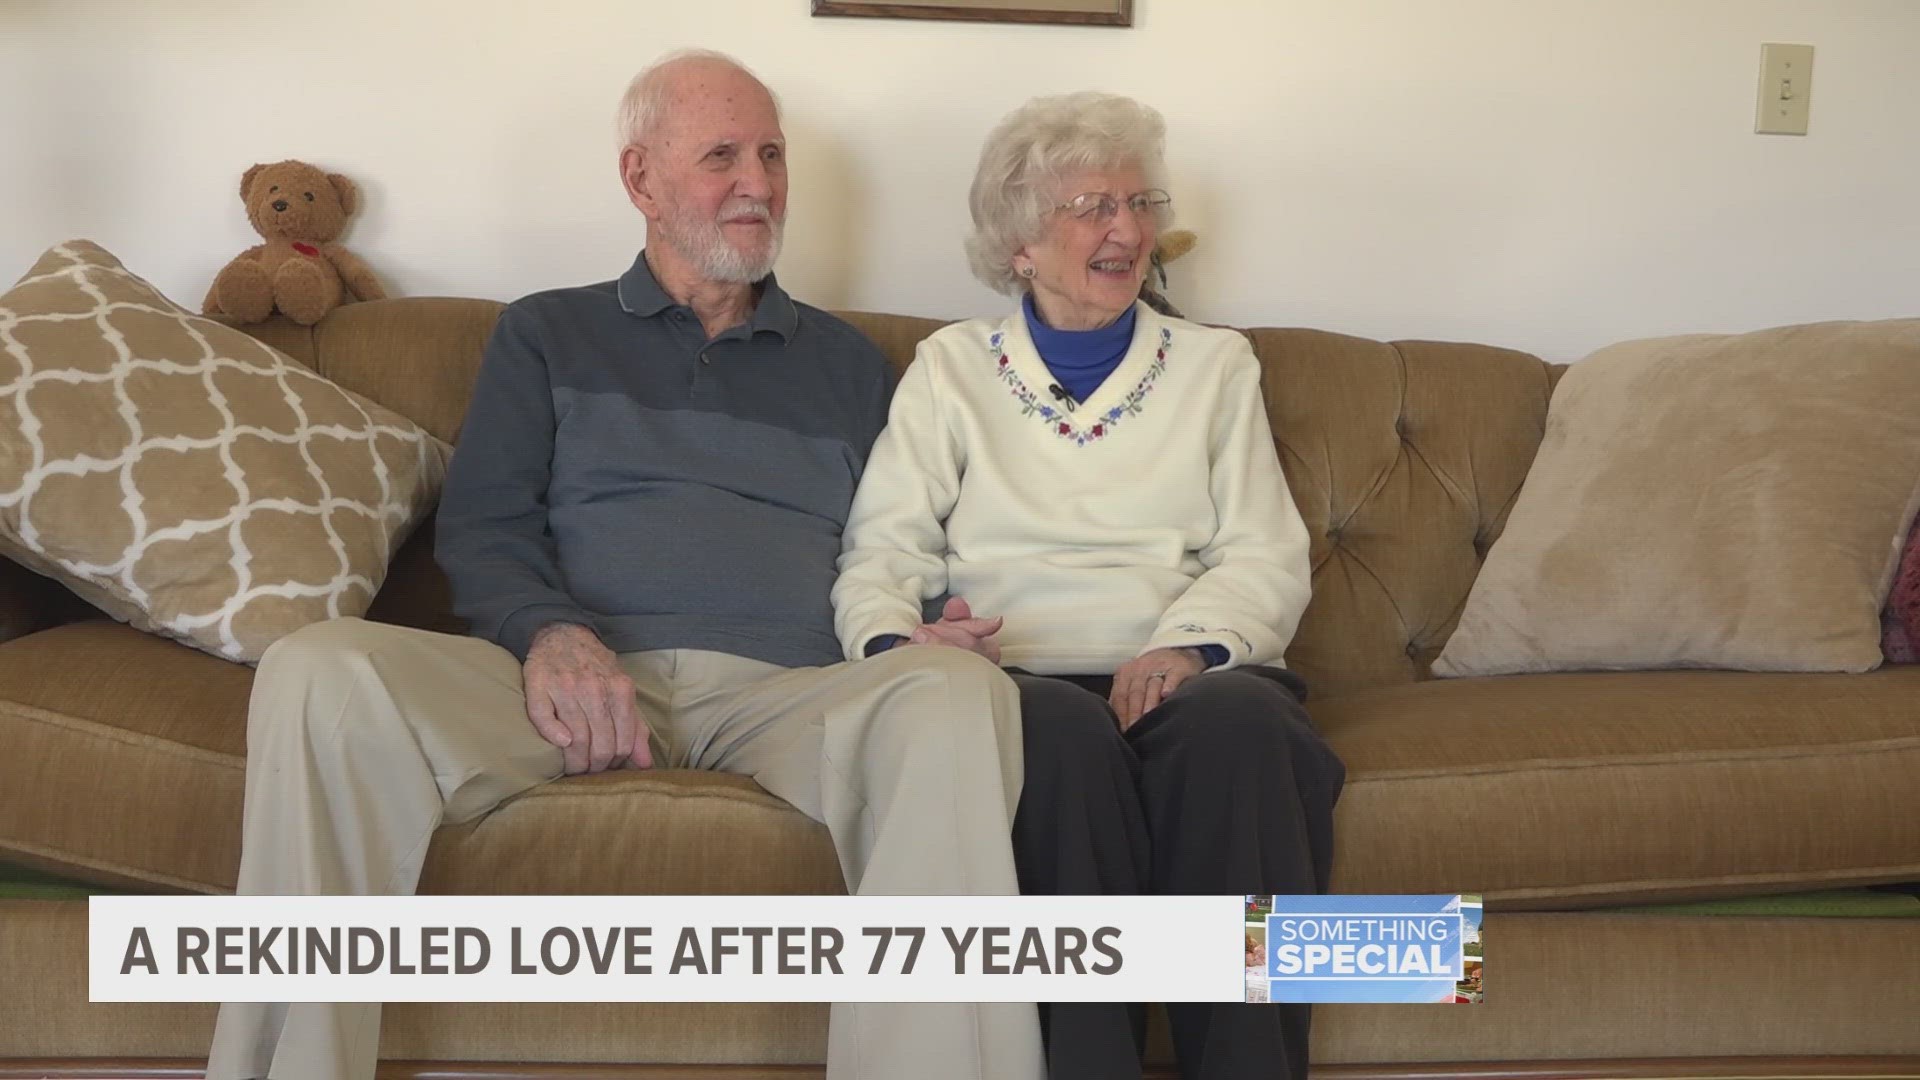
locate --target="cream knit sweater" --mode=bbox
[833,302,1313,675]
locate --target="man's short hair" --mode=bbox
[614,48,781,150]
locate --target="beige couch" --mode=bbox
[2,298,1917,1077]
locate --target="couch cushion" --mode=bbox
[1248,330,1562,696]
[0,242,450,663]
[0,621,252,889]
[362,520,464,636]
[832,310,950,377]
[1317,666,1920,906]
[235,297,505,447]
[6,620,1915,906]
[1437,319,1920,677]
[0,619,843,895]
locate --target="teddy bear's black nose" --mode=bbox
[271,199,289,212]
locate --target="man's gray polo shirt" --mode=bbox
[436,252,895,667]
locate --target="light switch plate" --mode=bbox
[1756,43,1814,135]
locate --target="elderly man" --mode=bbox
[204,49,1043,1080]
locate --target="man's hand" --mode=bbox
[1111,646,1207,731]
[523,622,653,774]
[906,596,1004,663]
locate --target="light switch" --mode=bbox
[1756,43,1814,135]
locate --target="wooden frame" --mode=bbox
[811,0,1132,27]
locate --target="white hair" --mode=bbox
[965,92,1170,296]
[657,197,783,284]
[613,48,780,150]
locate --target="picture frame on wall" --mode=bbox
[811,0,1133,28]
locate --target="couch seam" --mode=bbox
[0,699,812,814]
[10,696,1912,790]
[0,699,241,768]
[1327,545,1415,647]
[0,838,218,895]
[15,834,1913,909]
[1388,341,1478,510]
[501,781,820,817]
[3,780,828,897]
[1338,733,1920,782]
[1482,862,1920,904]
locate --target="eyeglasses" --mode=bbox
[1055,189,1173,226]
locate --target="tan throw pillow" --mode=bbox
[1435,319,1920,677]
[0,241,450,662]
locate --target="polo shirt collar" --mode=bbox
[616,250,799,343]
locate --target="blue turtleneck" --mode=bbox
[1023,292,1136,404]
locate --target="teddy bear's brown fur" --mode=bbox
[204,160,386,325]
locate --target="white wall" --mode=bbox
[3,0,1917,361]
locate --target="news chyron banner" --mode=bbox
[90,894,1481,1004]
[91,896,1241,1003]
[1246,894,1484,1003]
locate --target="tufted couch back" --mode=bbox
[234,301,1564,698]
[1244,330,1562,695]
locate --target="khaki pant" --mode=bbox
[206,617,1042,1080]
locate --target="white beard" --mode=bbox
[658,198,784,284]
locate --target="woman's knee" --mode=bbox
[1157,670,1314,757]
[1172,669,1298,720]
[1016,676,1123,763]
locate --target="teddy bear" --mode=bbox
[1138,228,1196,319]
[203,160,386,325]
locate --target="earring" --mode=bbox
[1020,265,1036,279]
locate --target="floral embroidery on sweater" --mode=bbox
[991,327,1171,446]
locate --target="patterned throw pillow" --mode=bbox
[1885,519,1920,664]
[0,241,450,662]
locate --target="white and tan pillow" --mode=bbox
[1435,319,1920,677]
[0,241,449,662]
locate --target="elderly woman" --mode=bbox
[832,92,1344,1080]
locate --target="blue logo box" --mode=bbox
[1246,894,1482,1003]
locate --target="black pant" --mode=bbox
[1010,666,1345,1080]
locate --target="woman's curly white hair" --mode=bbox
[965,92,1170,296]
